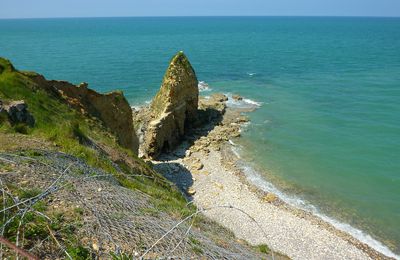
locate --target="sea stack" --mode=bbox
[143,51,199,158]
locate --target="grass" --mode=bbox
[256,244,270,254]
[110,252,134,260]
[0,185,89,258]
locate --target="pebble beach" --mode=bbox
[152,98,395,260]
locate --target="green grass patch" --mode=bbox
[256,244,270,254]
[67,245,91,259]
[0,184,89,258]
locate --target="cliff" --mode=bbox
[23,72,139,154]
[142,51,199,158]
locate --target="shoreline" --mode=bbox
[150,98,398,260]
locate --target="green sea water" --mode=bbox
[0,17,399,257]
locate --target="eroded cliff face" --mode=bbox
[142,51,199,158]
[25,72,139,154]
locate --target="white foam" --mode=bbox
[228,139,236,146]
[243,98,262,107]
[231,146,242,159]
[247,72,257,76]
[198,81,212,92]
[131,105,141,111]
[236,154,399,259]
[225,93,262,109]
[131,100,152,110]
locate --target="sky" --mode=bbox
[1,0,400,19]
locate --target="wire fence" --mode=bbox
[0,151,271,259]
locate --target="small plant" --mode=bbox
[74,207,84,215]
[13,123,29,134]
[191,245,204,255]
[26,150,43,156]
[17,187,42,199]
[257,244,270,254]
[189,236,201,246]
[67,245,91,260]
[110,252,134,260]
[72,121,87,144]
[0,111,8,124]
[189,236,204,255]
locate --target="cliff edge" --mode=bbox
[23,72,139,154]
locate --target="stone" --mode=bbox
[214,182,224,190]
[187,187,196,196]
[212,93,228,102]
[3,100,35,127]
[92,243,99,251]
[232,94,243,101]
[143,51,199,158]
[78,82,88,88]
[192,162,204,171]
[198,93,228,113]
[236,116,249,123]
[232,132,241,138]
[263,193,278,203]
[202,170,210,176]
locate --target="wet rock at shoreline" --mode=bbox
[198,93,228,114]
[232,94,243,101]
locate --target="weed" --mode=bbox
[67,245,90,259]
[110,252,134,260]
[13,123,29,134]
[257,244,270,254]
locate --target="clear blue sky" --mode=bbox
[1,0,399,19]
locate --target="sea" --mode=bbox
[0,16,399,258]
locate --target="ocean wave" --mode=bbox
[198,81,212,92]
[131,100,151,110]
[235,153,399,259]
[131,105,141,111]
[247,72,257,77]
[225,93,262,109]
[231,145,242,159]
[228,139,237,146]
[242,98,262,107]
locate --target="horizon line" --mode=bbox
[1,14,400,20]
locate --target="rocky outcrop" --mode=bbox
[199,93,228,114]
[142,51,199,158]
[24,73,139,154]
[0,100,35,127]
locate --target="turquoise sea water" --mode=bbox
[1,17,399,256]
